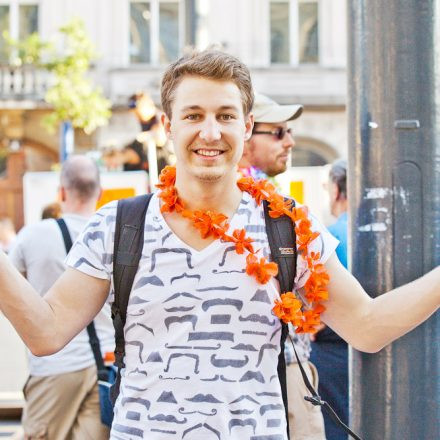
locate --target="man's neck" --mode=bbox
[174,170,242,217]
[61,202,96,218]
[332,200,348,218]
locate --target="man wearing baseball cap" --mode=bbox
[239,93,303,178]
[239,94,326,440]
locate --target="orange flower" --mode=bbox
[246,253,278,284]
[156,165,176,189]
[305,251,321,268]
[237,176,255,194]
[296,304,326,333]
[296,221,320,253]
[268,195,293,218]
[159,187,185,213]
[230,228,255,254]
[252,180,276,205]
[273,292,303,324]
[191,210,228,239]
[284,205,307,224]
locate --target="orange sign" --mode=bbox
[290,181,304,204]
[96,187,136,209]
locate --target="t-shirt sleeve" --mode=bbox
[294,210,339,290]
[65,201,118,280]
[8,232,26,273]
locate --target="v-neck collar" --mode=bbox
[151,191,252,255]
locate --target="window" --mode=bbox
[130,0,181,65]
[298,0,318,63]
[270,1,290,64]
[270,0,319,65]
[0,1,39,62]
[130,2,151,63]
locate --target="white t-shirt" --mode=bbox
[9,214,114,377]
[66,192,338,440]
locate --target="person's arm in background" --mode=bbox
[321,254,439,352]
[0,251,109,356]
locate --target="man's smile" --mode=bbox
[194,149,225,157]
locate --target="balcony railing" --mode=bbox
[0,64,50,101]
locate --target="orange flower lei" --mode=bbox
[157,166,330,334]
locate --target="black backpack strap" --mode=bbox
[56,218,73,252]
[263,199,297,439]
[110,193,153,403]
[56,218,107,381]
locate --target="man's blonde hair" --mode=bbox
[161,49,254,118]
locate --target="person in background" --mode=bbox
[239,93,326,440]
[9,155,114,440]
[0,216,16,253]
[41,202,62,220]
[102,140,149,172]
[310,159,349,439]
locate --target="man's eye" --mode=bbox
[219,114,234,121]
[185,114,200,120]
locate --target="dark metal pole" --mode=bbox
[347,1,439,439]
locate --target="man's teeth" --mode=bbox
[196,149,222,156]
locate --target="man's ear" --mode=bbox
[161,113,172,139]
[242,138,253,159]
[59,186,66,202]
[244,113,254,141]
[330,182,340,202]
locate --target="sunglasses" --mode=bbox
[252,127,293,140]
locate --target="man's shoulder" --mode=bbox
[17,218,58,239]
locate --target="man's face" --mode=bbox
[246,122,295,177]
[162,76,253,182]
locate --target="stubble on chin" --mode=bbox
[193,168,225,182]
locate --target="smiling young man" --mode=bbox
[0,50,439,440]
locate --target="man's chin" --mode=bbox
[190,165,226,182]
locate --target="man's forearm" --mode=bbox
[366,266,440,351]
[0,251,58,355]
[324,256,439,353]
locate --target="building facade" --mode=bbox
[0,0,347,225]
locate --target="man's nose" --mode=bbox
[199,117,221,142]
[283,131,295,150]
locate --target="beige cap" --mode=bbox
[252,93,303,123]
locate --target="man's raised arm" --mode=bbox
[321,254,440,352]
[0,250,110,356]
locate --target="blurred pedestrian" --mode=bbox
[102,140,149,172]
[41,202,62,220]
[9,155,114,440]
[310,159,349,440]
[0,216,16,253]
[240,93,326,440]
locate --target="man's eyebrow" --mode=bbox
[181,105,202,112]
[180,105,240,112]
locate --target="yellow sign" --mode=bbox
[96,188,136,209]
[290,181,304,204]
